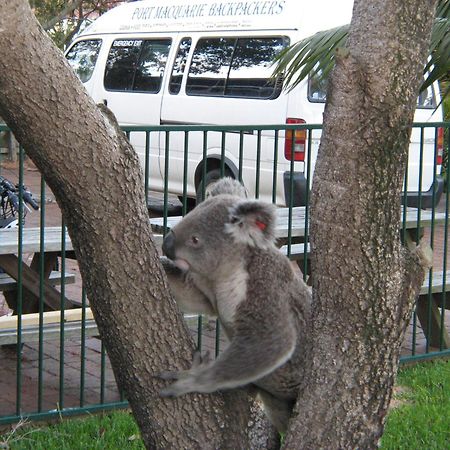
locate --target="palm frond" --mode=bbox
[274,1,449,97]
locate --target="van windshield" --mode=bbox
[66,39,102,83]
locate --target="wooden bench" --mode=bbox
[417,270,450,348]
[0,308,98,346]
[0,271,75,292]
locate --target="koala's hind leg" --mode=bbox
[257,389,295,434]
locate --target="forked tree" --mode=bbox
[0,0,438,448]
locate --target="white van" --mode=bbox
[65,0,444,207]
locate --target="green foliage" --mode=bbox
[30,1,121,49]
[274,0,450,95]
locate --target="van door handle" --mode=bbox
[103,99,108,106]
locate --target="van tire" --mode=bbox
[196,169,232,204]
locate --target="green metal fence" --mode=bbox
[0,121,448,426]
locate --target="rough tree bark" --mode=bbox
[0,2,280,449]
[283,0,437,448]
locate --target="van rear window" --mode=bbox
[186,36,288,99]
[66,39,102,83]
[104,39,171,93]
[308,71,437,109]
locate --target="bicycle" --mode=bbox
[0,175,39,229]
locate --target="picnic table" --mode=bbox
[0,227,76,314]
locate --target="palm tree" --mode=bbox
[274,0,449,97]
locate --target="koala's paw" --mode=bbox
[160,256,184,275]
[159,351,212,397]
[160,376,198,397]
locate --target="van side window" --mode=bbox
[186,36,287,99]
[66,39,102,83]
[187,38,235,96]
[169,38,192,95]
[104,39,171,93]
[227,37,287,99]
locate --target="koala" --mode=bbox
[159,178,312,433]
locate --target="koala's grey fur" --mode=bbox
[160,178,311,433]
[205,176,248,199]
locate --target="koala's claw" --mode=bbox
[160,377,197,397]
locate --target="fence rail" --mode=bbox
[0,121,448,425]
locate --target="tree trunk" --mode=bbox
[283,1,437,448]
[0,2,271,448]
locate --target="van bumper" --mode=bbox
[284,173,444,209]
[283,172,308,207]
[402,175,444,209]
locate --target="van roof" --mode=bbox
[81,0,353,36]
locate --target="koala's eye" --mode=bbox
[191,236,199,245]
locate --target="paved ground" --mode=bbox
[0,158,449,424]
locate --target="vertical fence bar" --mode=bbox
[287,125,296,256]
[439,126,449,349]
[100,340,106,404]
[59,219,66,410]
[15,145,24,416]
[80,287,87,407]
[303,128,313,281]
[424,127,440,353]
[182,131,189,216]
[163,131,170,234]
[201,130,208,201]
[38,177,46,412]
[220,131,226,176]
[272,129,279,204]
[144,131,150,200]
[238,131,244,182]
[415,127,425,243]
[410,126,425,355]
[255,130,261,199]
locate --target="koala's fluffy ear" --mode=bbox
[227,200,276,248]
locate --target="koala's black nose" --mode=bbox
[162,230,176,260]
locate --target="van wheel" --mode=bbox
[196,169,232,204]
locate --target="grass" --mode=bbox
[1,361,448,449]
[380,360,450,449]
[0,411,144,450]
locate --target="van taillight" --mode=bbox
[436,127,444,166]
[285,118,306,161]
